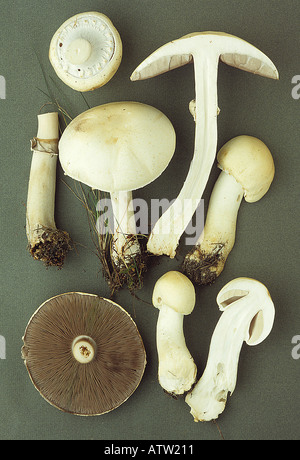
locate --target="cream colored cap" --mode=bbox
[152,271,196,315]
[217,135,275,203]
[59,101,176,192]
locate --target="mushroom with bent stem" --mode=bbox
[49,11,122,92]
[183,135,275,285]
[131,32,279,258]
[185,277,275,422]
[186,278,275,422]
[59,101,176,290]
[26,112,72,267]
[152,271,197,396]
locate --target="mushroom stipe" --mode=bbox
[22,292,146,416]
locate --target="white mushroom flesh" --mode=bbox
[185,277,275,422]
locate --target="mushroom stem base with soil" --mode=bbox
[26,113,72,268]
[183,171,243,285]
[110,191,147,290]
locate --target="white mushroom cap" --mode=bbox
[49,12,122,92]
[59,101,176,192]
[217,135,275,203]
[216,277,275,346]
[152,271,196,315]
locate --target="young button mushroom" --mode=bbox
[183,135,275,285]
[131,32,278,258]
[152,271,197,396]
[59,101,176,289]
[22,292,146,416]
[49,12,122,92]
[185,277,275,422]
[26,112,72,268]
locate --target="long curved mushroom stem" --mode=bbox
[26,112,72,268]
[183,171,243,285]
[147,54,219,258]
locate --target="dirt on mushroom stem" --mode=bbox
[29,227,73,268]
[182,243,226,286]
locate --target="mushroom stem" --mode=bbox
[26,112,72,267]
[147,53,219,257]
[183,171,243,284]
[110,190,141,267]
[72,335,97,364]
[157,304,197,395]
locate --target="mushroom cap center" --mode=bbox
[66,38,93,65]
[72,335,97,364]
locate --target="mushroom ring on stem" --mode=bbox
[131,31,279,258]
[49,11,122,92]
[22,292,146,416]
[183,135,275,285]
[26,112,72,268]
[152,271,197,395]
[59,101,176,287]
[185,277,275,422]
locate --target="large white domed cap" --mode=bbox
[217,135,275,203]
[59,101,176,192]
[152,271,196,315]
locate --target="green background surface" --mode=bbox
[0,0,299,441]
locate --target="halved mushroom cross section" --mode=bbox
[185,277,275,422]
[131,32,279,258]
[22,293,146,416]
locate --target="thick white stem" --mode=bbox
[26,112,71,266]
[110,190,141,266]
[26,113,59,245]
[147,53,219,257]
[183,171,243,284]
[157,304,197,395]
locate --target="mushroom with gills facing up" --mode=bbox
[22,292,146,416]
[26,112,72,268]
[131,32,279,258]
[183,135,275,285]
[152,271,197,396]
[49,11,122,92]
[185,277,275,422]
[58,101,176,292]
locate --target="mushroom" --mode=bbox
[185,277,275,422]
[26,112,72,267]
[49,11,122,92]
[152,271,197,395]
[183,135,275,285]
[22,292,146,416]
[59,101,176,289]
[131,32,279,258]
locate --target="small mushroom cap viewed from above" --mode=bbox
[59,101,176,192]
[217,135,275,203]
[152,271,196,315]
[49,12,122,92]
[22,292,146,416]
